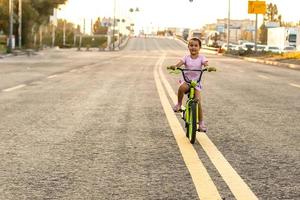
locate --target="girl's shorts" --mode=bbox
[179,80,202,91]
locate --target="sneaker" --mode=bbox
[173,104,182,112]
[198,121,207,132]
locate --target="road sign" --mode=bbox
[248,1,266,14]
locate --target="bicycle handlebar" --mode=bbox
[172,67,216,83]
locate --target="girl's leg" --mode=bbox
[174,82,189,112]
[195,90,207,131]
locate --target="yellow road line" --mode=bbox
[289,83,300,88]
[158,62,258,200]
[197,134,258,200]
[154,55,222,200]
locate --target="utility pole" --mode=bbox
[91,19,93,35]
[254,13,258,52]
[112,0,116,51]
[18,0,22,49]
[73,33,76,47]
[63,20,66,46]
[8,0,13,53]
[39,26,43,48]
[83,18,86,34]
[254,0,258,52]
[52,25,55,47]
[51,8,57,48]
[227,0,231,51]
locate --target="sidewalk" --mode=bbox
[0,49,38,59]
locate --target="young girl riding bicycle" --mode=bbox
[169,37,208,132]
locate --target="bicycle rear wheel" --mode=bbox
[187,101,197,144]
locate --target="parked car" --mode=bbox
[251,44,267,52]
[221,43,237,51]
[282,46,296,53]
[264,46,281,53]
[241,42,255,51]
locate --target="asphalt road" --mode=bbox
[0,37,299,200]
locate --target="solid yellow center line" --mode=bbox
[158,62,258,200]
[197,134,258,200]
[154,55,222,200]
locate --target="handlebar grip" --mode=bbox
[167,66,175,70]
[207,67,217,72]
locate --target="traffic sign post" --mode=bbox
[248,1,266,14]
[248,1,266,52]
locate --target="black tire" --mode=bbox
[183,110,189,137]
[188,102,197,144]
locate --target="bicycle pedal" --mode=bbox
[197,128,207,133]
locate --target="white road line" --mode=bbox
[2,84,26,92]
[289,83,300,88]
[158,63,258,200]
[70,69,78,73]
[47,75,58,79]
[258,75,270,79]
[154,55,222,200]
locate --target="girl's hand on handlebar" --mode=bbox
[167,65,176,70]
[207,66,217,72]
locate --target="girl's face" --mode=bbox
[188,40,200,56]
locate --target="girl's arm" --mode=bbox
[169,60,184,70]
[203,61,208,67]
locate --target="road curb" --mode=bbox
[0,53,13,59]
[224,54,300,70]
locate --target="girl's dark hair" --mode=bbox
[189,37,202,48]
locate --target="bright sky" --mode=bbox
[57,0,300,33]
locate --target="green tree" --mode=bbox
[259,23,267,44]
[92,17,108,35]
[0,0,67,47]
[57,19,78,47]
[263,3,282,25]
[0,0,9,34]
[259,3,282,44]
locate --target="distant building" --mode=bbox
[216,18,255,42]
[203,18,255,43]
[101,17,114,27]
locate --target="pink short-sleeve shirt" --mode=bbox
[179,54,208,91]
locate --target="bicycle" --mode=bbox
[168,67,216,144]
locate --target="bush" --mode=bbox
[0,44,6,53]
[81,36,107,48]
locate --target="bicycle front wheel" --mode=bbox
[187,101,197,144]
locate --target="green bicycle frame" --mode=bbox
[185,80,199,138]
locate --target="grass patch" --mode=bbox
[270,52,300,60]
[280,52,300,59]
[0,45,6,54]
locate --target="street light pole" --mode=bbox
[63,20,66,46]
[227,0,231,51]
[254,0,258,52]
[8,0,13,53]
[112,0,116,51]
[18,0,22,49]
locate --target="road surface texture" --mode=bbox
[0,37,299,200]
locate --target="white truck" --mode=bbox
[187,29,202,41]
[267,27,300,50]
